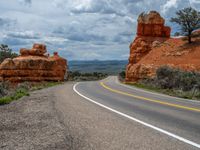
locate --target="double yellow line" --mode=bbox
[100,82,200,113]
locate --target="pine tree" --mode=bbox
[171,7,200,43]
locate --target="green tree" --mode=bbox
[171,7,200,43]
[0,44,18,63]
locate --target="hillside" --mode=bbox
[140,35,200,70]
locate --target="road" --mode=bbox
[73,76,200,149]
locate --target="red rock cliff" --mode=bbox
[0,44,67,82]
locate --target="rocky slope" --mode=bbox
[0,44,67,82]
[126,11,200,82]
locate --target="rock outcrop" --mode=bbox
[137,11,171,37]
[126,11,171,82]
[0,44,67,82]
[126,11,200,82]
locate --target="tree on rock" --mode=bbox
[0,44,18,63]
[171,7,200,43]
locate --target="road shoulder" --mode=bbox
[0,86,68,150]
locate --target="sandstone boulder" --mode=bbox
[0,44,67,82]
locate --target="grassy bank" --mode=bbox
[0,82,62,105]
[128,82,200,100]
[119,66,200,100]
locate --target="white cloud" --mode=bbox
[189,0,200,9]
[162,0,179,14]
[6,31,40,39]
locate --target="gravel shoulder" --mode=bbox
[0,86,68,150]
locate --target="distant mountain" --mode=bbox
[68,60,128,75]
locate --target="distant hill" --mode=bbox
[68,60,128,75]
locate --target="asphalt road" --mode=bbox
[74,76,200,149]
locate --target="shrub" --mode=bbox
[13,88,29,99]
[0,96,13,105]
[119,71,126,81]
[133,66,200,100]
[17,82,32,91]
[155,66,200,91]
[0,81,11,98]
[0,88,29,105]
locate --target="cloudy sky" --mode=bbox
[0,0,199,60]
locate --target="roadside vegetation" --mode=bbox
[0,81,62,105]
[119,66,200,100]
[67,71,108,81]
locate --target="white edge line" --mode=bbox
[73,82,200,149]
[115,77,200,104]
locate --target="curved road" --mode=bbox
[73,76,200,149]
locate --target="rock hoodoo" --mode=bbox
[126,11,171,82]
[0,44,67,82]
[137,11,170,37]
[126,11,200,82]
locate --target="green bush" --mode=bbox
[0,81,62,105]
[0,88,29,105]
[0,96,13,105]
[0,44,18,63]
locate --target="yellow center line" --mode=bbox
[100,82,200,113]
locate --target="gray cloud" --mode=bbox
[18,0,32,6]
[2,37,28,46]
[0,18,16,28]
[6,31,40,39]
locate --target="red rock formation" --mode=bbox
[126,11,200,82]
[126,11,171,82]
[0,44,67,82]
[137,11,170,37]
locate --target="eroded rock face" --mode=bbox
[137,11,171,37]
[126,11,171,82]
[0,44,67,82]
